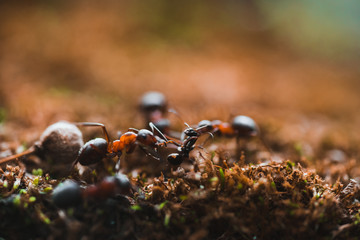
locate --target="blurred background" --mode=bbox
[0,0,360,160]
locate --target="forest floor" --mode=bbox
[1,2,360,239]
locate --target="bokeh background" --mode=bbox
[1,1,360,160]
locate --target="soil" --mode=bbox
[1,2,360,240]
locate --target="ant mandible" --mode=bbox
[73,122,170,169]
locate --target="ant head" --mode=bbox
[167,153,183,165]
[76,138,108,166]
[232,115,259,137]
[137,129,154,139]
[137,129,156,145]
[184,128,198,137]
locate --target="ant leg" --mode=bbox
[235,136,242,161]
[161,134,181,146]
[0,146,36,165]
[198,132,214,148]
[168,108,190,128]
[157,139,181,148]
[75,122,111,143]
[115,155,121,171]
[138,145,160,161]
[149,122,168,142]
[257,134,274,162]
[116,131,122,139]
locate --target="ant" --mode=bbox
[139,91,182,139]
[73,122,171,170]
[52,173,131,208]
[139,91,170,135]
[83,173,131,200]
[167,115,260,166]
[199,115,274,161]
[198,115,264,160]
[167,123,214,165]
[197,115,258,138]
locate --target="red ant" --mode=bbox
[73,122,170,170]
[197,115,259,138]
[198,115,274,161]
[139,91,170,135]
[52,173,131,208]
[167,115,261,165]
[83,173,131,200]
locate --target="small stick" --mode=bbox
[0,146,36,165]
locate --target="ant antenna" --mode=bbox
[194,131,214,151]
[138,145,160,161]
[202,132,214,145]
[149,122,168,142]
[168,108,190,128]
[128,128,139,133]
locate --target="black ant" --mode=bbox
[167,123,213,165]
[73,122,170,170]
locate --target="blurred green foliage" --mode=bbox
[0,108,6,124]
[259,0,360,59]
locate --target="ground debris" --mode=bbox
[1,149,360,239]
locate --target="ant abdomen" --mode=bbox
[231,115,258,137]
[84,173,131,200]
[76,138,108,166]
[52,180,83,208]
[167,153,183,165]
[52,173,132,208]
[139,91,167,114]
